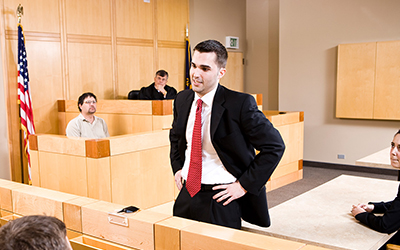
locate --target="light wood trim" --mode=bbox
[117,38,153,47]
[12,185,78,218]
[37,135,86,156]
[87,158,112,202]
[220,52,244,92]
[70,235,136,250]
[67,34,112,45]
[62,100,154,114]
[158,40,185,49]
[374,40,400,119]
[181,221,306,249]
[5,30,61,42]
[155,216,196,250]
[109,130,169,156]
[63,196,98,232]
[85,139,110,158]
[336,42,376,119]
[387,244,400,250]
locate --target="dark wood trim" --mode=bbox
[28,134,38,151]
[303,160,398,176]
[85,139,110,158]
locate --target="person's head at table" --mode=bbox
[78,92,97,118]
[390,129,400,169]
[191,39,228,98]
[0,215,72,250]
[154,69,169,91]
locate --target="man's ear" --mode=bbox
[218,67,226,80]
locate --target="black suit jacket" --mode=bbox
[169,85,285,227]
[138,83,177,100]
[356,184,400,235]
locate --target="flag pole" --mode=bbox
[16,4,24,183]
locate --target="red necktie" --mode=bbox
[186,99,203,197]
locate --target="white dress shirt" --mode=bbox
[181,86,236,184]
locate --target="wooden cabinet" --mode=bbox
[336,40,400,120]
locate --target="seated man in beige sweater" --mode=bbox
[66,92,109,139]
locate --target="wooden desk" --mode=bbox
[243,175,399,250]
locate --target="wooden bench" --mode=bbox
[0,178,329,250]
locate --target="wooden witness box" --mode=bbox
[57,99,173,136]
[29,130,174,210]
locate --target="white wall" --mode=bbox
[189,0,246,52]
[279,0,400,164]
[245,0,279,109]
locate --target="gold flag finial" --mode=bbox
[16,4,23,24]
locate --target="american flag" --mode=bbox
[17,24,35,182]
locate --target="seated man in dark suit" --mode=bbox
[139,70,177,100]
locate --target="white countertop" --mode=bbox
[243,175,399,250]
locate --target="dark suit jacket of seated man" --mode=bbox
[139,69,177,100]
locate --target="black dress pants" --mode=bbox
[173,183,242,229]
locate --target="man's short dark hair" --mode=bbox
[155,69,168,79]
[193,39,228,68]
[0,215,70,250]
[77,92,97,112]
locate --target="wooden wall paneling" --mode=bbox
[152,114,173,130]
[4,38,21,181]
[220,52,244,92]
[67,43,113,100]
[29,150,39,186]
[108,129,169,156]
[158,47,185,91]
[111,146,175,209]
[99,114,153,136]
[25,41,63,134]
[116,45,154,98]
[180,222,307,250]
[4,0,60,32]
[37,134,86,156]
[65,0,111,37]
[12,184,77,218]
[115,0,153,40]
[157,0,189,42]
[374,40,400,119]
[38,151,87,197]
[336,42,376,119]
[86,157,112,202]
[110,151,140,207]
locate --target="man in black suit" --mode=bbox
[169,39,285,229]
[139,70,177,100]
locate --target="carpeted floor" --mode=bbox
[267,164,398,208]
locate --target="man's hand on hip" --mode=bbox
[212,180,247,206]
[174,170,183,191]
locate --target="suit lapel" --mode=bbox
[179,90,195,129]
[210,85,225,140]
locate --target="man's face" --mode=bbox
[154,74,168,88]
[190,51,226,97]
[391,134,400,169]
[79,96,96,115]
